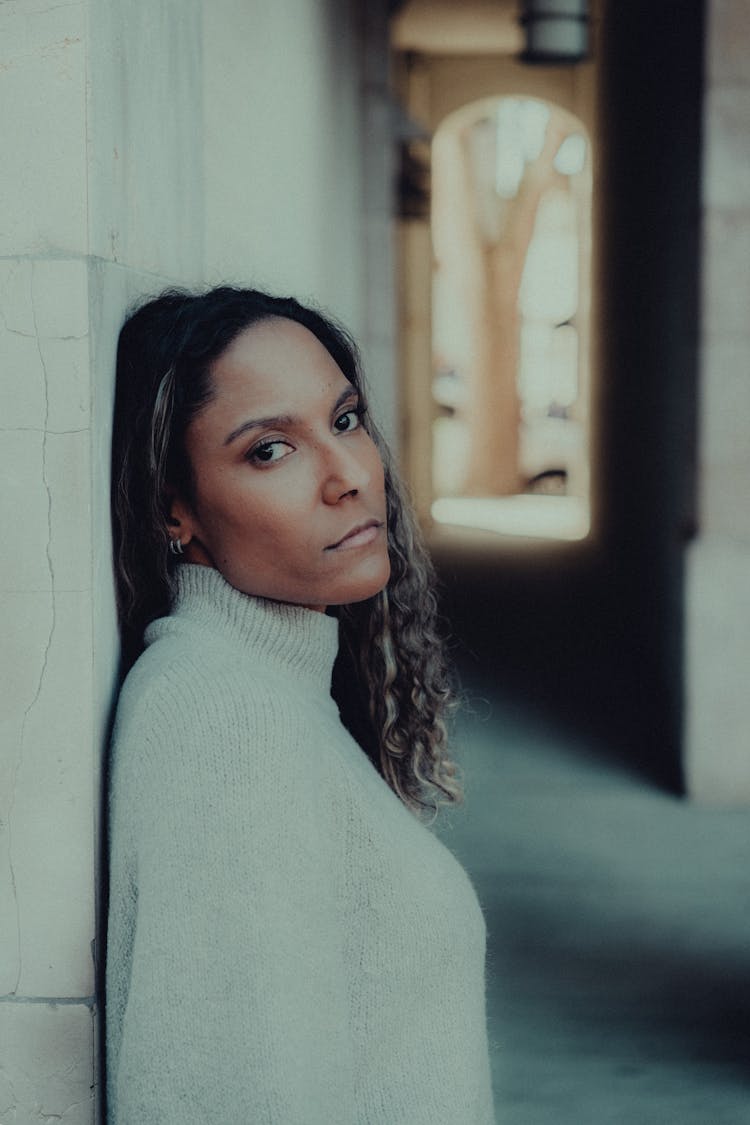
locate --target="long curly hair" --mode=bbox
[112,285,461,816]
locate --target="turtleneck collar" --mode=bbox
[145,564,340,694]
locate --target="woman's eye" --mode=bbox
[334,409,361,433]
[248,440,293,465]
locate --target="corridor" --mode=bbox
[438,667,750,1124]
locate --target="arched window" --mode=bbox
[429,96,592,541]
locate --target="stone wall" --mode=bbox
[0,1,204,1117]
[685,0,750,800]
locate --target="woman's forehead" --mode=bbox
[193,320,354,436]
[213,318,342,386]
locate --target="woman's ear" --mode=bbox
[164,487,197,547]
[164,486,215,566]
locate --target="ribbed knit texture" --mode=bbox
[106,565,495,1124]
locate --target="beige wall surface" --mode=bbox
[685,0,750,801]
[204,1,363,317]
[0,1,392,1120]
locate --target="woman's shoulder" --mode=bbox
[110,625,316,780]
[114,632,215,734]
[118,620,277,712]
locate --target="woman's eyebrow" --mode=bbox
[223,386,358,447]
[224,413,295,446]
[332,385,359,413]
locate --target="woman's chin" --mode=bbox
[331,557,391,606]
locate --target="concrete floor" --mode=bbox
[437,669,750,1124]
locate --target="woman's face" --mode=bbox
[172,318,391,610]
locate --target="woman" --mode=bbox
[106,286,494,1123]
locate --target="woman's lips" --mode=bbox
[326,520,382,551]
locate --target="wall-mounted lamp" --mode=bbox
[519,0,591,65]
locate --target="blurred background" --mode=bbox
[1,0,749,1121]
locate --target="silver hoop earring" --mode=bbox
[169,537,184,556]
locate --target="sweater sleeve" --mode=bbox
[106,659,355,1125]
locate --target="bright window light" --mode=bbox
[431,495,590,541]
[554,133,587,176]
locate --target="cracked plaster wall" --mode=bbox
[1,0,203,1120]
[685,0,750,800]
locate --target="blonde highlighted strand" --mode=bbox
[336,441,463,818]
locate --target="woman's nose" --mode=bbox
[320,440,371,505]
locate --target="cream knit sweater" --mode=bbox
[106,564,494,1124]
